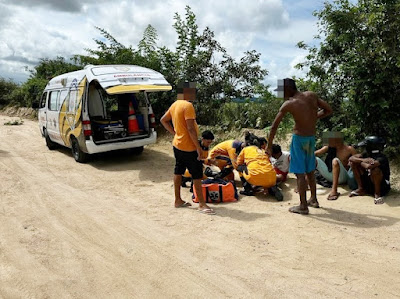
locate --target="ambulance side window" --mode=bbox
[40,92,47,108]
[49,91,60,111]
[68,89,78,113]
[59,89,68,111]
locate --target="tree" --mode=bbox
[0,78,19,107]
[297,0,400,153]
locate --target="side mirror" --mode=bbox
[32,102,39,109]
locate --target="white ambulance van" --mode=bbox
[38,65,171,162]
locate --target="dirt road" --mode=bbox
[1,115,399,298]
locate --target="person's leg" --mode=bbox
[347,168,358,190]
[173,147,188,207]
[240,176,254,196]
[349,162,367,196]
[187,152,215,214]
[192,178,214,213]
[306,171,319,207]
[369,167,383,199]
[289,173,309,214]
[328,158,341,199]
[316,157,333,182]
[173,174,186,206]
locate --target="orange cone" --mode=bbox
[128,101,140,135]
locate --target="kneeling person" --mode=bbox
[237,137,283,201]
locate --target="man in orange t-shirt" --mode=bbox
[160,81,215,215]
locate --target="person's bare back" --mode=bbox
[285,91,319,136]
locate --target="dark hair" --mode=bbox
[176,81,196,94]
[202,130,214,140]
[259,137,267,147]
[284,78,297,91]
[272,144,282,154]
[244,131,258,146]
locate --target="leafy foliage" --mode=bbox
[297,0,400,154]
[5,6,280,132]
[0,78,19,107]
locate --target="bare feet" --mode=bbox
[307,198,320,208]
[289,205,309,215]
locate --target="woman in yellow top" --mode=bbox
[237,137,283,201]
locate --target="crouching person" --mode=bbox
[208,139,244,180]
[349,136,390,204]
[237,137,283,201]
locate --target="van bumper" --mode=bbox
[85,131,157,154]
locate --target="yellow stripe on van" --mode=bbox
[106,85,172,94]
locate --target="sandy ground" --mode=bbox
[1,115,400,299]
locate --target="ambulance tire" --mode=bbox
[130,146,144,155]
[71,137,88,163]
[44,129,57,150]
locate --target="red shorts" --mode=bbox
[274,168,288,182]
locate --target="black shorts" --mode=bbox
[361,172,390,196]
[173,147,203,180]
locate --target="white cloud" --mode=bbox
[0,0,320,85]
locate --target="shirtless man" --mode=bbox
[267,78,332,215]
[315,132,358,200]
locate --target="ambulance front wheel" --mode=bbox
[44,129,57,150]
[71,137,89,163]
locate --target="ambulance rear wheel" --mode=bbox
[71,137,88,163]
[44,129,57,150]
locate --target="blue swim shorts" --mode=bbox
[289,134,316,174]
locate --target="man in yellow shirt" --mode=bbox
[207,139,244,180]
[160,81,215,215]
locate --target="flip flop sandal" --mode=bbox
[198,208,216,215]
[374,197,384,205]
[327,192,340,200]
[175,201,192,208]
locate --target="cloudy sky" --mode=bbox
[0,0,327,89]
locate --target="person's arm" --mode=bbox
[186,118,202,159]
[349,154,380,169]
[160,110,174,135]
[267,102,289,154]
[237,149,245,166]
[315,146,328,156]
[317,97,333,119]
[228,148,239,169]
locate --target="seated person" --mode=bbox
[315,132,358,200]
[182,130,215,188]
[237,137,283,201]
[349,136,390,204]
[270,144,290,183]
[207,139,244,181]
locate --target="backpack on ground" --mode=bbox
[193,178,238,203]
